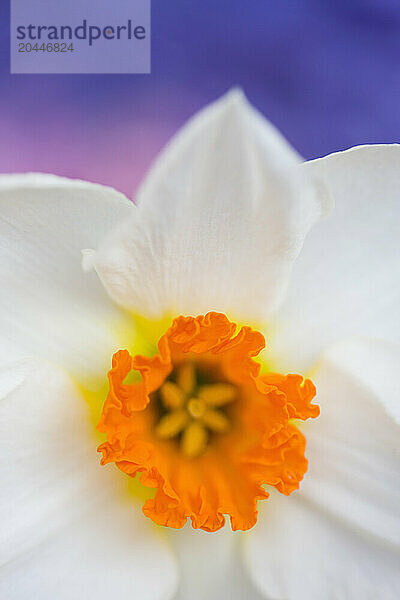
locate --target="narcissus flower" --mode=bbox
[0,90,399,600]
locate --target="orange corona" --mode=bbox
[98,312,319,532]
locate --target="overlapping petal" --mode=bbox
[303,338,400,546]
[0,359,178,600]
[272,144,400,371]
[244,495,400,600]
[244,338,400,599]
[91,90,332,322]
[0,173,133,381]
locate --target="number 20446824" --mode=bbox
[18,42,74,52]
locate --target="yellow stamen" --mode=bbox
[177,362,195,395]
[156,409,189,439]
[160,381,185,409]
[198,383,236,406]
[201,408,230,433]
[181,421,208,458]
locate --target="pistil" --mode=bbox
[155,362,236,458]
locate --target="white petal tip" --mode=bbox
[216,87,251,117]
[223,86,246,104]
[81,248,96,272]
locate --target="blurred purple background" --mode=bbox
[1,0,400,197]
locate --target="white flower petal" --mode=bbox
[243,495,400,600]
[271,145,400,371]
[169,528,263,600]
[93,90,331,321]
[0,359,177,600]
[0,173,133,380]
[302,338,400,546]
[244,337,400,600]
